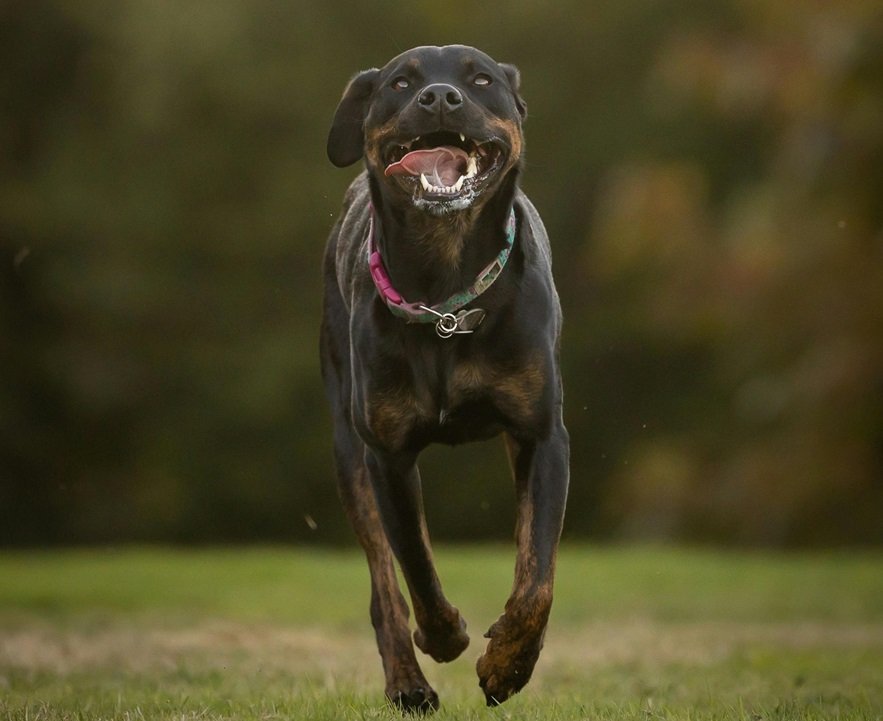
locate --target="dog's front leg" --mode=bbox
[477,423,570,705]
[365,449,471,665]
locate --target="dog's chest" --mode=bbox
[363,352,545,450]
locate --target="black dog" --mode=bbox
[321,45,569,711]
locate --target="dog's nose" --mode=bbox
[417,83,463,112]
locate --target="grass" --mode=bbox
[0,545,881,720]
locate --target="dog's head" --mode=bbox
[327,45,527,215]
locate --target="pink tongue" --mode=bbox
[385,146,468,187]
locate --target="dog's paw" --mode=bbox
[475,615,543,706]
[413,609,469,663]
[387,685,439,714]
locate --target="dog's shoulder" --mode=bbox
[332,171,371,252]
[328,171,373,306]
[511,190,562,341]
[513,190,552,272]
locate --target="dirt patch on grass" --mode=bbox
[541,620,883,670]
[2,618,881,681]
[0,620,378,683]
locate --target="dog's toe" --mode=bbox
[477,653,525,707]
[414,612,469,663]
[388,685,439,714]
[476,616,542,706]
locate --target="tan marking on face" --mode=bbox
[364,117,400,170]
[486,116,524,172]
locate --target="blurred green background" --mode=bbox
[2,0,881,548]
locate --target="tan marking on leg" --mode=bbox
[450,359,488,395]
[366,387,432,451]
[338,462,437,710]
[450,354,546,423]
[495,360,545,421]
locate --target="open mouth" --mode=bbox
[383,132,504,208]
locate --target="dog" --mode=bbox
[320,45,569,711]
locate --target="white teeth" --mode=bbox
[466,156,478,178]
[420,172,467,196]
[459,133,466,142]
[421,173,446,194]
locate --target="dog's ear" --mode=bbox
[327,68,380,167]
[499,63,527,120]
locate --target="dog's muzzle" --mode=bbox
[383,132,506,213]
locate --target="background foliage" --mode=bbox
[2,0,881,547]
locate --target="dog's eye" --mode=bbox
[473,74,492,87]
[391,77,410,91]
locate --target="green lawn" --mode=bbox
[1,545,881,720]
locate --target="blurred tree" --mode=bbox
[1,0,880,546]
[575,1,883,544]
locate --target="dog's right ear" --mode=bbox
[327,68,380,168]
[499,63,527,121]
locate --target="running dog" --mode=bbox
[321,44,569,711]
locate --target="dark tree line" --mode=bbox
[2,0,881,546]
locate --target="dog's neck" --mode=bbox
[368,172,519,307]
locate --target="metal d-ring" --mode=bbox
[419,305,463,339]
[435,313,459,338]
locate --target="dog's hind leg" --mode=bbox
[321,302,438,712]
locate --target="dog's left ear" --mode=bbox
[499,63,528,120]
[327,68,380,167]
